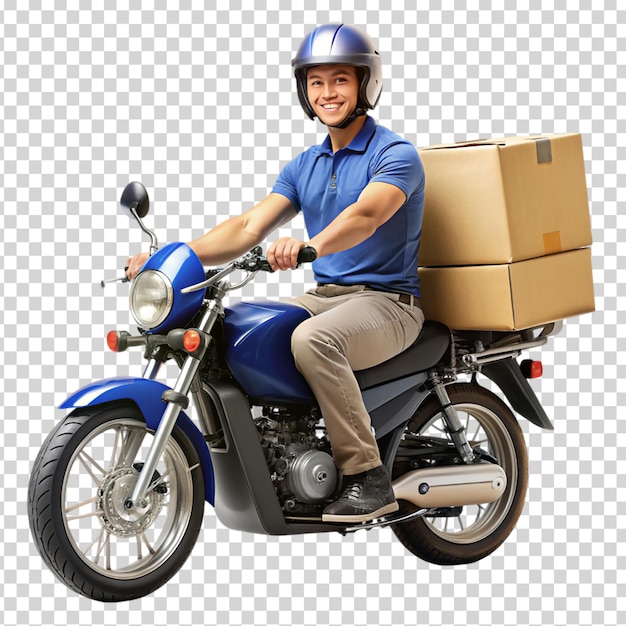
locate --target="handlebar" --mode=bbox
[238,245,317,272]
[296,245,318,265]
[181,245,317,294]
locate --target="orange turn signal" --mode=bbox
[106,331,119,352]
[183,329,202,353]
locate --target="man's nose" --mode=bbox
[322,83,337,99]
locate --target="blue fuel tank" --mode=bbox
[222,301,315,405]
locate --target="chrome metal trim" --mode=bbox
[181,262,236,294]
[462,321,562,366]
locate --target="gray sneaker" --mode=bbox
[322,464,398,523]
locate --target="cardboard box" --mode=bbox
[419,248,595,331]
[417,134,592,267]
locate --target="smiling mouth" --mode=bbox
[321,103,342,111]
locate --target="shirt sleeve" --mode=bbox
[271,157,302,213]
[369,141,424,200]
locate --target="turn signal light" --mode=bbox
[107,331,120,352]
[106,330,135,352]
[183,329,202,353]
[165,328,206,357]
[520,359,543,379]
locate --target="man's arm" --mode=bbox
[126,193,296,279]
[268,182,406,271]
[189,193,296,265]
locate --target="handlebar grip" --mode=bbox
[297,246,318,265]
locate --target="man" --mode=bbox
[127,24,425,523]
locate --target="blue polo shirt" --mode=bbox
[272,116,424,296]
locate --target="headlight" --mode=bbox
[129,270,174,329]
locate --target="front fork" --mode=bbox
[124,297,223,512]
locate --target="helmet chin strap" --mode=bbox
[327,107,367,130]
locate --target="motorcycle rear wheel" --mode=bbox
[28,403,205,601]
[392,383,528,565]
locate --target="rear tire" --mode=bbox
[391,383,528,565]
[28,403,205,601]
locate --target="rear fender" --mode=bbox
[60,377,215,503]
[481,358,554,430]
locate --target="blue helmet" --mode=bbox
[292,24,383,122]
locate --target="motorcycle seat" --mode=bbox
[354,320,450,391]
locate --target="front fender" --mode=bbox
[61,377,215,504]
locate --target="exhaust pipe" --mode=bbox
[392,463,507,509]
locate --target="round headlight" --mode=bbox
[129,270,174,329]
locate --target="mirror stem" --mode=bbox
[130,202,159,255]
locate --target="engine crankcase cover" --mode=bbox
[285,448,338,504]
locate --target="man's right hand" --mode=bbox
[267,237,308,271]
[126,252,150,280]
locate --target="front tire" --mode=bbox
[28,403,205,601]
[392,383,528,565]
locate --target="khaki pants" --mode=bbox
[289,285,425,475]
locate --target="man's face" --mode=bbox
[306,65,360,127]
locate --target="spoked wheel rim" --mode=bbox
[61,418,196,580]
[416,402,519,545]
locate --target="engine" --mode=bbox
[256,407,338,516]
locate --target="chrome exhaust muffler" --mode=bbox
[392,463,507,508]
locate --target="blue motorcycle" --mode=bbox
[28,182,560,601]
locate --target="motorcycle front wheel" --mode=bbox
[28,403,205,601]
[391,383,528,565]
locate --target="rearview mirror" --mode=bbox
[119,182,158,254]
[120,181,150,219]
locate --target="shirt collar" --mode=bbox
[318,115,377,155]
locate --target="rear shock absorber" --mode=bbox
[427,373,475,464]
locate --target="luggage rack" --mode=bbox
[452,321,563,370]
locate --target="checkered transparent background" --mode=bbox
[1,1,624,625]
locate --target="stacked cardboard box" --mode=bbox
[417,134,595,331]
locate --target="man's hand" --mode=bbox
[126,252,150,280]
[267,237,307,271]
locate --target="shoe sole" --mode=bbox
[321,501,399,524]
